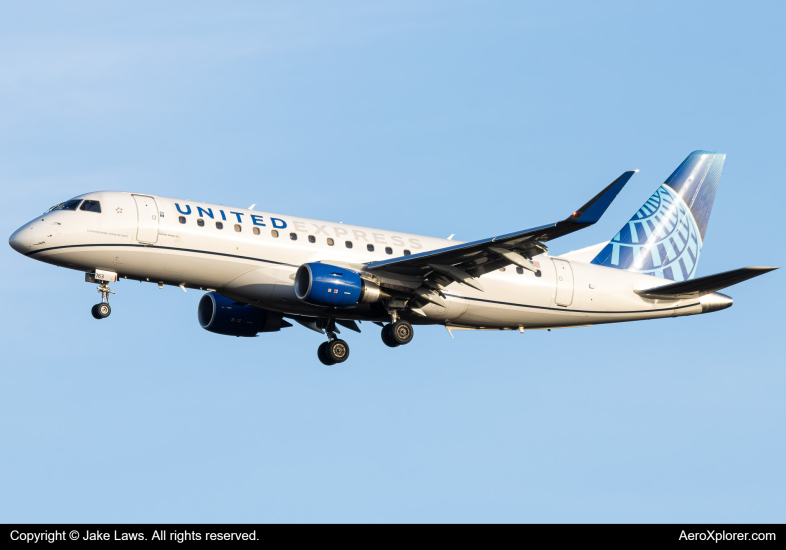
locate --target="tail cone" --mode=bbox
[699,292,733,313]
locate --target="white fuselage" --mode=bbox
[9,191,725,330]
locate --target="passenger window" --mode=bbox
[271,230,279,238]
[308,235,316,243]
[367,244,374,252]
[216,222,223,229]
[197,219,204,227]
[327,238,334,246]
[234,224,242,232]
[385,247,393,255]
[403,249,411,256]
[516,267,524,275]
[51,199,82,211]
[345,241,353,249]
[253,227,260,235]
[80,200,101,213]
[290,233,297,240]
[179,216,186,224]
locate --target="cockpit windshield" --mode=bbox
[47,199,82,213]
[80,200,101,213]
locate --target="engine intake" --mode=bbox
[198,292,286,337]
[295,263,383,307]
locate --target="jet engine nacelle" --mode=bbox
[295,262,383,308]
[198,292,285,337]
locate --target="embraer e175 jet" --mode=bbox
[9,151,776,364]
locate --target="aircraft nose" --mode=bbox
[8,226,30,254]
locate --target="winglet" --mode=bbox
[570,170,637,225]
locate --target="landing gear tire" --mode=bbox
[390,320,413,345]
[381,324,400,348]
[327,339,350,363]
[318,342,336,365]
[92,303,111,319]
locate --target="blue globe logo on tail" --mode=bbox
[591,150,725,281]
[591,184,701,281]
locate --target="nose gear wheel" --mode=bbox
[91,303,112,319]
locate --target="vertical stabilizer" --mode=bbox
[591,150,725,281]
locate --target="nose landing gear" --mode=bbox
[91,280,115,320]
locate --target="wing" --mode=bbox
[634,266,778,299]
[366,170,637,288]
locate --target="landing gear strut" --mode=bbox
[317,318,350,365]
[91,280,115,320]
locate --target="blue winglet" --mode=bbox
[574,170,637,224]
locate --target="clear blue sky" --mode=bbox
[1,1,783,522]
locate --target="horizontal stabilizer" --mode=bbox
[634,266,778,299]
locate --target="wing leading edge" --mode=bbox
[366,170,637,280]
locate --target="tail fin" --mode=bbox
[591,150,725,281]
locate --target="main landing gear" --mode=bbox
[312,313,414,364]
[91,280,115,320]
[318,340,350,365]
[381,320,414,347]
[380,310,415,348]
[317,319,350,366]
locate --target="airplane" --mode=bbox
[8,150,777,365]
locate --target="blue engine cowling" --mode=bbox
[198,292,287,337]
[295,263,382,308]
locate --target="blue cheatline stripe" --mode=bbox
[28,244,702,315]
[24,243,301,268]
[445,294,700,315]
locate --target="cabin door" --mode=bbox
[552,258,574,307]
[133,195,159,244]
